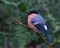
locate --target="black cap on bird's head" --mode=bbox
[28,9,39,15]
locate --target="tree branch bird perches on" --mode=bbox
[15,18,54,48]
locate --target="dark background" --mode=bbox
[0,0,60,48]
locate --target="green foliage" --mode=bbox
[0,0,60,48]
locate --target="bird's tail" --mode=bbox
[44,30,53,43]
[35,23,53,43]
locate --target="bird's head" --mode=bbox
[28,9,39,15]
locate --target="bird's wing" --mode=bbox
[31,14,46,25]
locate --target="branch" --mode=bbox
[2,0,21,6]
[16,19,54,48]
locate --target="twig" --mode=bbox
[4,37,8,48]
[16,20,54,48]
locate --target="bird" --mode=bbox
[27,10,53,43]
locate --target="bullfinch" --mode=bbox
[28,10,52,43]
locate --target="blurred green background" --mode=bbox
[0,0,60,48]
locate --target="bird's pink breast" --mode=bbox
[28,14,38,30]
